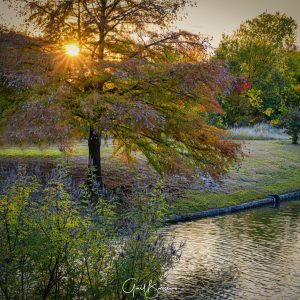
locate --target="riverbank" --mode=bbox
[166,190,300,223]
[170,140,300,216]
[0,140,299,217]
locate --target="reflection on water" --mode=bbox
[162,200,300,300]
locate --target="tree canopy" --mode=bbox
[216,12,299,126]
[0,1,241,182]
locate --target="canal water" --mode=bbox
[162,200,300,300]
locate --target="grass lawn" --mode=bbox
[0,142,111,157]
[171,140,300,216]
[0,140,299,217]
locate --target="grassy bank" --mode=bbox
[0,140,299,217]
[171,140,300,216]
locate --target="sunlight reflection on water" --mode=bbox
[162,200,300,300]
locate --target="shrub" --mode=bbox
[0,165,182,299]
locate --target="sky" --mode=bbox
[0,0,300,47]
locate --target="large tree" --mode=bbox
[216,12,299,126]
[1,1,241,185]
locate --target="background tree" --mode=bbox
[286,50,300,102]
[1,1,241,185]
[280,107,300,144]
[216,12,299,126]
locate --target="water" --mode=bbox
[162,200,300,300]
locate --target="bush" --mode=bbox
[0,165,182,299]
[281,108,300,144]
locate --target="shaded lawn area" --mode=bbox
[0,143,102,157]
[0,141,155,190]
[170,140,300,216]
[0,140,299,217]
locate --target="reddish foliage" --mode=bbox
[234,77,251,94]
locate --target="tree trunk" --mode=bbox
[292,133,298,144]
[87,3,106,187]
[88,127,103,187]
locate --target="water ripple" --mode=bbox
[161,200,300,300]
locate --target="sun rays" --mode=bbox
[65,44,80,56]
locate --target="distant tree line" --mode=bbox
[212,12,300,143]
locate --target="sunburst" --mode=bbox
[65,44,80,56]
[51,43,86,75]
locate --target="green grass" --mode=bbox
[170,140,300,216]
[1,140,299,217]
[0,142,111,157]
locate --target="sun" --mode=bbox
[65,44,80,57]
